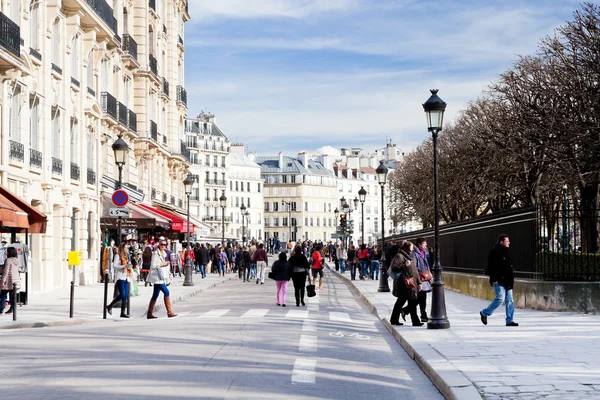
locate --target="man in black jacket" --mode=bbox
[480,234,519,327]
[198,243,209,279]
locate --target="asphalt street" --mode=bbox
[0,268,443,400]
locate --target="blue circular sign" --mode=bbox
[112,190,129,207]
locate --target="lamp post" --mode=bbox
[282,200,292,242]
[342,198,350,249]
[111,136,129,246]
[183,174,195,286]
[244,211,250,242]
[334,207,339,242]
[562,184,568,252]
[240,203,246,247]
[220,192,227,249]
[376,161,390,292]
[358,187,367,246]
[423,89,450,329]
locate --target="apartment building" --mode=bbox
[0,0,190,294]
[228,144,263,242]
[257,153,337,243]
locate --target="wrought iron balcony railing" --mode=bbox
[162,78,169,97]
[87,168,96,185]
[128,110,137,132]
[52,157,63,175]
[150,120,158,141]
[149,54,158,76]
[71,162,80,180]
[29,47,41,61]
[0,12,20,57]
[176,85,187,105]
[51,63,62,75]
[122,34,138,61]
[118,102,128,125]
[85,0,117,33]
[9,140,24,162]
[101,92,117,119]
[30,149,42,168]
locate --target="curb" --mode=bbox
[327,266,482,400]
[0,275,234,330]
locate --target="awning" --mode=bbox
[138,204,186,232]
[157,206,209,236]
[156,206,200,234]
[0,186,47,233]
[100,193,171,230]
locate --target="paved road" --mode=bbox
[0,269,442,399]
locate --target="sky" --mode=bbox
[184,0,581,157]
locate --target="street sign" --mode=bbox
[109,207,131,217]
[112,190,129,207]
[331,233,342,239]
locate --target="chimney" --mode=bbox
[359,156,369,168]
[347,155,359,169]
[279,152,284,168]
[298,152,309,167]
[230,143,245,157]
[319,154,332,171]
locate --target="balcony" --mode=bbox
[128,110,137,132]
[0,12,20,57]
[149,0,156,12]
[150,120,158,141]
[206,179,226,186]
[122,34,138,63]
[52,157,63,175]
[176,85,187,106]
[71,163,80,180]
[149,54,158,77]
[202,216,233,222]
[70,77,80,88]
[85,0,117,33]
[87,87,96,97]
[162,78,169,98]
[186,137,198,148]
[179,140,190,162]
[51,63,62,75]
[87,168,96,185]
[30,149,42,168]
[101,92,117,120]
[29,47,41,61]
[9,140,24,162]
[118,102,128,125]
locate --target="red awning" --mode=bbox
[138,204,186,232]
[156,206,199,234]
[0,186,47,233]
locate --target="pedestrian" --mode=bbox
[198,243,209,278]
[310,244,325,290]
[402,237,432,322]
[0,247,20,314]
[347,245,358,280]
[106,243,132,318]
[389,241,423,327]
[226,245,234,273]
[271,251,292,307]
[358,244,370,280]
[335,244,347,273]
[218,246,228,276]
[249,241,257,280]
[480,234,518,327]
[370,245,382,280]
[241,246,252,282]
[146,240,177,319]
[194,243,202,274]
[253,243,268,284]
[141,246,153,287]
[289,244,310,307]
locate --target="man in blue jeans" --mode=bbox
[480,234,519,327]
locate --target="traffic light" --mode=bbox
[340,214,347,228]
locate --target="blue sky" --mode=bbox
[185,0,580,157]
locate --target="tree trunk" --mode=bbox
[578,180,599,253]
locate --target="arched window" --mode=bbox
[52,19,60,67]
[87,51,94,92]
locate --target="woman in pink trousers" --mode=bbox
[271,251,292,307]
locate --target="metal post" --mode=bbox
[377,184,390,292]
[221,207,225,247]
[184,193,194,286]
[361,202,365,246]
[428,130,450,329]
[103,271,109,319]
[126,285,131,316]
[69,280,74,318]
[116,165,123,246]
[241,212,245,247]
[562,185,568,251]
[12,283,17,321]
[288,203,292,243]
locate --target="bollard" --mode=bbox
[103,271,109,319]
[69,281,75,318]
[126,282,131,316]
[12,283,17,321]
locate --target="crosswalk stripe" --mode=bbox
[299,335,317,352]
[302,319,317,332]
[329,312,352,322]
[241,309,269,318]
[198,309,230,318]
[286,310,309,319]
[292,358,317,384]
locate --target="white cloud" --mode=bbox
[316,146,341,157]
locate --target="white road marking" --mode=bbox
[329,312,352,322]
[307,304,319,312]
[291,358,317,384]
[299,334,317,352]
[286,310,309,319]
[241,309,269,318]
[198,309,230,318]
[302,319,317,332]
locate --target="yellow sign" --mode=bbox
[68,251,83,266]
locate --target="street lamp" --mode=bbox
[423,89,450,329]
[358,186,367,245]
[376,161,389,292]
[183,174,195,286]
[562,184,568,252]
[220,192,227,249]
[244,211,250,242]
[240,203,247,247]
[111,136,129,246]
[282,200,292,243]
[342,198,350,248]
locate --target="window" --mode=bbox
[274,218,279,227]
[29,98,39,150]
[282,175,287,184]
[273,202,279,212]
[283,217,288,227]
[87,132,95,169]
[258,183,261,193]
[100,58,108,91]
[149,27,154,55]
[310,217,314,226]
[71,36,79,81]
[248,198,251,208]
[316,218,320,227]
[30,3,39,50]
[70,119,78,163]
[205,171,210,182]
[247,182,250,192]
[264,202,270,212]
[235,197,239,207]
[87,51,94,91]
[52,109,61,157]
[230,181,233,190]
[222,156,226,167]
[9,86,21,141]
[323,203,327,212]
[292,218,297,227]
[328,203,332,212]
[205,189,210,200]
[305,217,308,226]
[291,188,296,196]
[221,172,225,183]
[304,202,308,212]
[239,181,242,191]
[213,156,218,166]
[205,155,210,166]
[71,209,78,251]
[52,19,61,67]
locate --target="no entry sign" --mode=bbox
[112,190,129,207]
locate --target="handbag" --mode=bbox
[420,269,433,281]
[404,277,416,289]
[268,271,275,280]
[306,276,316,297]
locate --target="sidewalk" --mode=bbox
[0,273,233,330]
[329,268,600,400]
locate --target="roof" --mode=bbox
[228,152,261,168]
[185,119,228,139]
[256,155,334,176]
[359,167,376,174]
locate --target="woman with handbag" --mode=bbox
[271,252,292,307]
[146,240,177,319]
[347,245,358,281]
[403,237,433,322]
[0,246,20,314]
[141,246,153,287]
[358,244,370,280]
[289,245,310,307]
[106,243,133,318]
[389,241,423,327]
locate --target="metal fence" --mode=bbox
[386,206,600,281]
